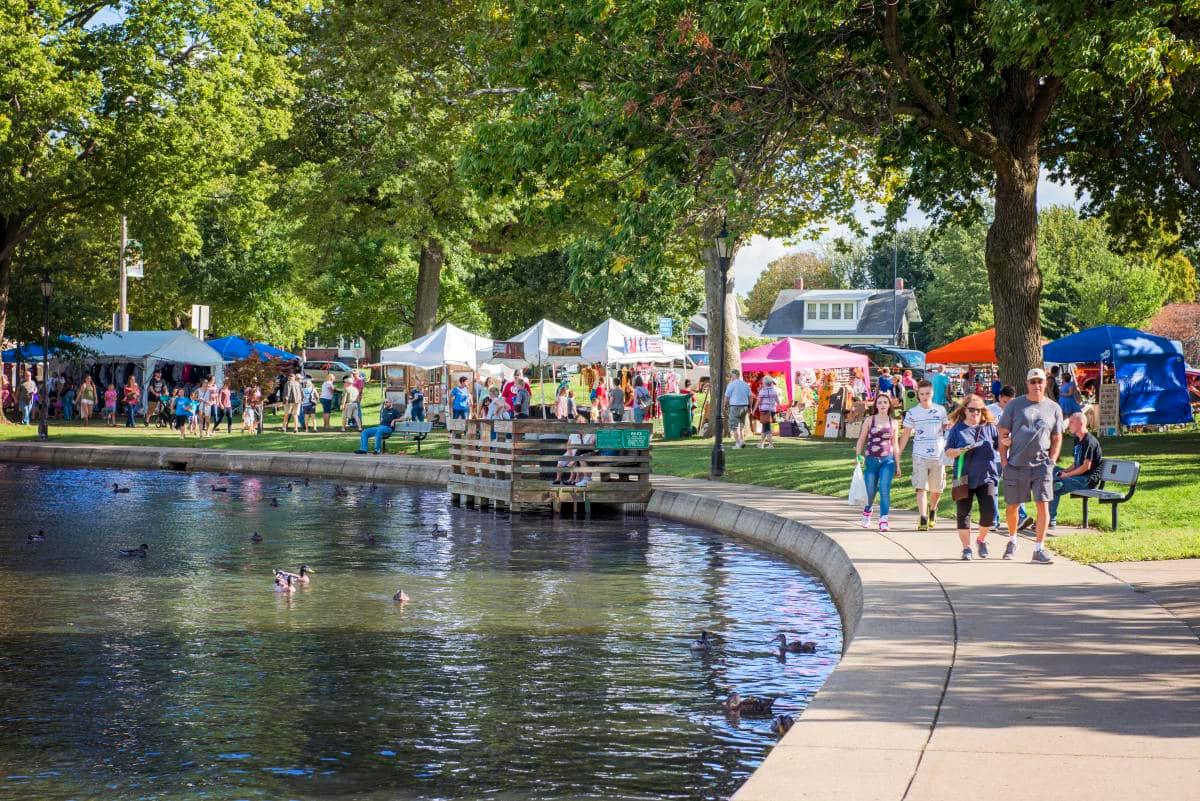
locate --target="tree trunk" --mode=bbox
[985,155,1043,387]
[703,244,741,384]
[414,239,444,338]
[0,216,23,352]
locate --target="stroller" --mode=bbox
[155,393,175,428]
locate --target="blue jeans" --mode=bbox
[633,405,646,423]
[360,425,391,453]
[125,404,137,427]
[1050,474,1090,521]
[863,455,897,517]
[411,407,425,422]
[452,408,468,419]
[22,401,35,425]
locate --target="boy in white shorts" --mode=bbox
[899,379,949,531]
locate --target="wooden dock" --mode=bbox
[447,418,652,514]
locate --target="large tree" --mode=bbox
[491,1,1200,384]
[0,0,302,344]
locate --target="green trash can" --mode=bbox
[659,393,694,440]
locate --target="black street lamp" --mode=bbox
[710,224,733,480]
[38,274,53,441]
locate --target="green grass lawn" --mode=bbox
[5,388,1197,563]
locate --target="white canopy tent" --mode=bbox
[71,330,225,384]
[578,318,687,365]
[485,319,584,368]
[378,323,493,369]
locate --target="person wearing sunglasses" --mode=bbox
[945,395,1000,560]
[997,368,1065,563]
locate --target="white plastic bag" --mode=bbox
[848,464,868,506]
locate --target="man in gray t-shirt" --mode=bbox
[997,368,1064,563]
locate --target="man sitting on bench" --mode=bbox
[356,399,402,455]
[1049,412,1103,529]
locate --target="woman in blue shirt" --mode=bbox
[944,394,1000,561]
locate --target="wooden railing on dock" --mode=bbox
[447,418,652,513]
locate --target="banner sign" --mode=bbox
[125,239,144,278]
[547,338,582,358]
[623,335,663,354]
[658,317,674,337]
[1099,382,1120,436]
[492,341,525,360]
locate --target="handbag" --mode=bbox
[951,451,971,502]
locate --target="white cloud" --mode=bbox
[732,172,1084,293]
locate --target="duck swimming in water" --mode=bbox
[274,573,296,593]
[275,565,313,585]
[773,634,816,654]
[393,589,410,603]
[210,485,228,493]
[27,530,46,543]
[269,497,279,508]
[120,544,149,558]
[723,693,775,717]
[251,531,263,543]
[430,525,447,539]
[689,631,713,652]
[112,483,131,494]
[770,715,795,735]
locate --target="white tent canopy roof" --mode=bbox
[578,318,687,365]
[73,331,225,366]
[487,319,583,367]
[378,323,493,370]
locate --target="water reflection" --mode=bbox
[0,464,840,800]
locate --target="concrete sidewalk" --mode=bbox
[650,477,1200,801]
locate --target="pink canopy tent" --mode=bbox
[740,338,870,402]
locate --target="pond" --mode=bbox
[0,464,841,800]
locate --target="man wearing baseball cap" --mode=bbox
[997,367,1065,563]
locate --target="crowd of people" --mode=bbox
[718,362,1104,565]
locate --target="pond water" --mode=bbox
[0,464,840,801]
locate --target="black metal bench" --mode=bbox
[383,421,433,453]
[1070,459,1140,531]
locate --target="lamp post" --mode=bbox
[38,274,53,441]
[709,224,733,479]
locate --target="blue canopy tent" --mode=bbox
[2,336,74,363]
[1043,325,1192,426]
[206,336,301,363]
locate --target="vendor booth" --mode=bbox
[206,335,301,364]
[739,338,869,403]
[925,328,998,364]
[578,319,687,364]
[378,323,493,417]
[1043,325,1192,427]
[70,330,226,387]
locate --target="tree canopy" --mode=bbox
[743,253,841,323]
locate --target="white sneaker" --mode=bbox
[575,478,590,487]
[861,510,873,529]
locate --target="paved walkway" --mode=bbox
[650,477,1200,801]
[1099,560,1200,640]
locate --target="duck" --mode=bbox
[112,483,131,494]
[430,525,448,539]
[251,531,263,543]
[393,589,410,603]
[218,472,231,477]
[370,483,379,491]
[27,529,46,543]
[274,573,296,593]
[275,565,313,585]
[333,485,349,497]
[770,715,795,735]
[773,633,816,654]
[120,544,149,558]
[302,477,310,487]
[269,497,280,508]
[689,631,713,652]
[211,485,228,493]
[362,533,377,545]
[276,483,293,492]
[723,693,775,717]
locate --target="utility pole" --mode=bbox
[118,214,129,332]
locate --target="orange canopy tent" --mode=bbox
[926,328,997,364]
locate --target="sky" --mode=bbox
[731,173,1085,293]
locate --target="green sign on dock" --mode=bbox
[596,428,651,449]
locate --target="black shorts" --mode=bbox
[174,414,188,430]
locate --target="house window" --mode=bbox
[831,303,842,320]
[818,304,829,320]
[844,303,855,320]
[807,304,817,320]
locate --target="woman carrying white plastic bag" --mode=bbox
[848,459,868,506]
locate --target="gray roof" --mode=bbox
[688,313,763,338]
[762,289,920,338]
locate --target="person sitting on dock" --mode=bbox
[356,399,402,455]
[554,430,597,486]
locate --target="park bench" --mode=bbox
[382,420,433,453]
[1069,459,1140,531]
